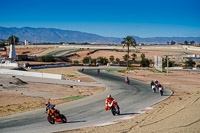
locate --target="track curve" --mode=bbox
[0,69,172,133]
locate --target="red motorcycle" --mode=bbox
[47,108,67,124]
[126,79,129,85]
[107,100,120,116]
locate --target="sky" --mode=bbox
[0,0,200,38]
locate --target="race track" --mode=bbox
[0,69,172,133]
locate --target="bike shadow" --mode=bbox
[119,113,140,116]
[162,93,171,96]
[66,120,86,123]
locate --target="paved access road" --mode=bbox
[0,69,172,133]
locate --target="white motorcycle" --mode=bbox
[152,85,156,93]
[159,87,164,96]
[108,101,120,116]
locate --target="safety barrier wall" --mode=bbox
[0,62,19,67]
[166,67,183,70]
[29,64,71,69]
[0,69,62,79]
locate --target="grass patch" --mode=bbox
[67,74,76,77]
[128,67,140,70]
[106,69,118,73]
[148,68,163,73]
[61,96,86,101]
[117,69,126,73]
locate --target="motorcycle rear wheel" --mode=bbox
[160,90,163,96]
[60,114,67,123]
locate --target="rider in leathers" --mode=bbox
[105,95,119,110]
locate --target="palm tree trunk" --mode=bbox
[127,45,129,69]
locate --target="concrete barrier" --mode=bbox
[166,67,183,70]
[0,62,19,67]
[0,69,62,79]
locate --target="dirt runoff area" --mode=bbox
[0,74,105,117]
[62,68,200,133]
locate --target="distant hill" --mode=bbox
[138,37,200,44]
[0,27,122,44]
[0,26,199,44]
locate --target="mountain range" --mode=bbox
[0,26,200,44]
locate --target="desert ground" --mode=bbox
[0,45,200,132]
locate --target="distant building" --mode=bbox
[9,44,16,59]
[194,43,200,46]
[25,40,29,45]
[187,54,200,58]
[175,43,184,45]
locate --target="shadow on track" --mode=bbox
[119,113,140,116]
[67,120,86,123]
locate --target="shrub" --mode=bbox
[41,55,55,62]
[73,60,79,64]
[185,58,196,68]
[162,57,175,68]
[83,56,91,64]
[97,57,108,65]
[141,58,150,67]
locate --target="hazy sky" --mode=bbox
[0,0,199,38]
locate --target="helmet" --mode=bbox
[107,95,111,99]
[46,101,50,106]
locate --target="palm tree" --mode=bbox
[109,55,114,63]
[8,35,19,45]
[184,40,189,45]
[131,53,137,61]
[121,36,137,69]
[116,58,120,65]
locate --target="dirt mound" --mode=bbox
[14,78,27,85]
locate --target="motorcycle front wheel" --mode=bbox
[111,107,116,116]
[47,115,55,124]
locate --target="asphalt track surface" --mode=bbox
[0,69,172,133]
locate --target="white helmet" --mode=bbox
[107,95,111,99]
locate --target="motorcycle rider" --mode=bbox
[97,69,100,74]
[46,101,60,117]
[158,83,164,89]
[46,101,55,112]
[155,80,159,85]
[151,80,155,87]
[105,95,119,110]
[125,76,129,84]
[154,80,160,88]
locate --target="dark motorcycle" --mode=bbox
[97,69,100,74]
[47,108,67,124]
[159,87,164,96]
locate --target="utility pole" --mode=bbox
[167,54,169,76]
[167,55,169,76]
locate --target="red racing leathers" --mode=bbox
[105,97,118,110]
